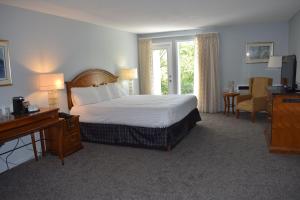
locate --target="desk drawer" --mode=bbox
[0,108,59,133]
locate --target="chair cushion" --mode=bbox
[237,99,253,112]
[252,78,269,97]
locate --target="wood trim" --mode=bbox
[65,69,118,110]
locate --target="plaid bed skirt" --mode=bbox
[80,108,201,150]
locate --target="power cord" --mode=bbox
[0,138,20,170]
[0,136,44,171]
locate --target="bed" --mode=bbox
[66,69,201,150]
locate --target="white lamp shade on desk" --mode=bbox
[268,56,282,69]
[39,73,65,90]
[119,68,137,80]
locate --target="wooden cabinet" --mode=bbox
[46,115,83,157]
[266,87,300,153]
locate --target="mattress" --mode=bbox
[70,94,198,128]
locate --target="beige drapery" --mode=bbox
[196,33,220,113]
[138,39,153,94]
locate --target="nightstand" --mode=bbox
[46,115,83,157]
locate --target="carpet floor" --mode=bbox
[0,113,300,200]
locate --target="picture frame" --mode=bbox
[0,40,12,86]
[245,42,274,64]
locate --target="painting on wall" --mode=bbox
[0,40,12,86]
[245,42,274,64]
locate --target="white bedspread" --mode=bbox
[70,95,198,128]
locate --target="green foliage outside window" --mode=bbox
[178,42,195,94]
[159,50,169,95]
[157,42,194,95]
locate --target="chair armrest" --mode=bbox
[252,96,268,111]
[237,95,251,104]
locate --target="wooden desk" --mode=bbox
[0,108,64,164]
[223,92,239,115]
[266,87,300,154]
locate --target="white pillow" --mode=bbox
[117,84,129,96]
[106,83,121,99]
[95,85,111,101]
[71,87,100,106]
[106,83,128,99]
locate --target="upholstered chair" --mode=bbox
[236,77,273,122]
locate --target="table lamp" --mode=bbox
[119,68,137,95]
[39,73,64,108]
[268,56,282,69]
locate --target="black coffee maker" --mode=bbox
[12,96,27,115]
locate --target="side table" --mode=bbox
[223,92,239,116]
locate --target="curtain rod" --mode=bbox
[138,34,196,40]
[138,32,219,40]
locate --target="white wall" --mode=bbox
[289,10,300,83]
[139,22,289,94]
[0,4,138,173]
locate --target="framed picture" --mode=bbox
[245,42,274,64]
[0,40,12,86]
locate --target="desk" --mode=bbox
[265,87,300,153]
[0,108,64,164]
[223,92,239,115]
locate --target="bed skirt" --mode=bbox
[79,108,201,150]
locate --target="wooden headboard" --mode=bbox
[65,69,118,110]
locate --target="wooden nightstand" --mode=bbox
[46,115,83,157]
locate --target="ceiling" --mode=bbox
[1,0,300,33]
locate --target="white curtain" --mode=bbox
[138,39,153,94]
[195,33,220,113]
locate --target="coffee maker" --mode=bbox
[12,96,27,115]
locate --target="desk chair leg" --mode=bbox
[39,130,46,157]
[236,109,240,119]
[31,133,38,161]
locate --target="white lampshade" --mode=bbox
[268,56,282,68]
[119,68,137,80]
[39,73,65,90]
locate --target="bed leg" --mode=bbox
[166,145,171,151]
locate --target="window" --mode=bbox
[152,49,168,94]
[152,43,173,95]
[177,41,195,94]
[151,40,195,95]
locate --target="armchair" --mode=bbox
[236,77,273,122]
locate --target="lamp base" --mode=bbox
[128,80,133,95]
[48,90,58,108]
